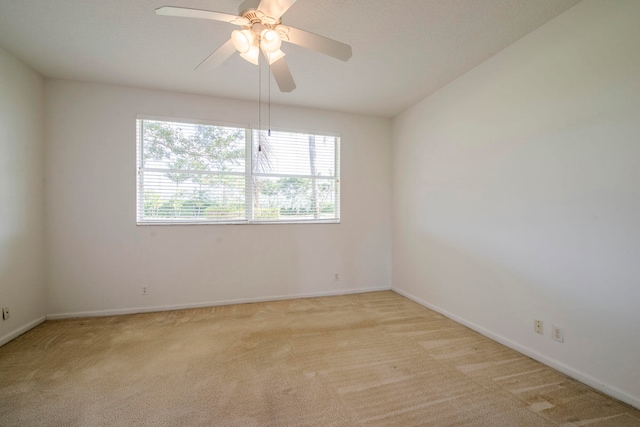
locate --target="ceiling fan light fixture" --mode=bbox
[260,29,282,53]
[231,29,255,53]
[240,44,260,65]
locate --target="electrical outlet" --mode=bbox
[141,286,149,295]
[552,325,564,343]
[534,320,544,335]
[334,273,339,281]
[2,307,9,320]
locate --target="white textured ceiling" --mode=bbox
[0,0,581,117]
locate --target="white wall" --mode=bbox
[45,81,392,317]
[392,0,640,408]
[0,46,46,345]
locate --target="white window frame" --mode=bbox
[136,115,341,225]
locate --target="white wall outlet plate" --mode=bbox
[552,325,564,342]
[2,307,9,320]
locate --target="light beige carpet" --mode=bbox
[1,291,639,426]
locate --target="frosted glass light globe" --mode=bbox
[231,29,255,53]
[260,29,282,53]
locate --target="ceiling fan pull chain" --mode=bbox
[258,52,262,152]
[268,62,271,137]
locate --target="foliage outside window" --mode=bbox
[136,118,340,224]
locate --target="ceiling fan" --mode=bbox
[156,0,352,92]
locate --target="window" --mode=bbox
[136,117,340,224]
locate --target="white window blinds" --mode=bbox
[137,118,340,224]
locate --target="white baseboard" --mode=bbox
[0,316,47,347]
[392,287,640,411]
[46,286,392,320]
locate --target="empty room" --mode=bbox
[1,0,639,425]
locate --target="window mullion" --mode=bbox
[245,128,254,222]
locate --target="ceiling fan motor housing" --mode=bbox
[237,8,288,48]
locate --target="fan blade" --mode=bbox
[282,26,352,61]
[270,57,296,92]
[257,0,297,20]
[155,6,247,25]
[195,39,237,72]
